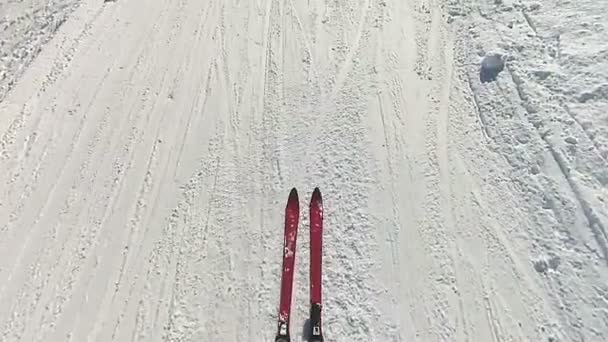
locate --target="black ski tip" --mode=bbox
[288,187,298,202]
[311,187,322,203]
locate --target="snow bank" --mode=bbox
[0,0,81,101]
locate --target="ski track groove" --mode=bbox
[2,0,173,340]
[2,65,114,342]
[0,0,606,341]
[562,103,608,166]
[84,2,182,338]
[456,1,608,335]
[0,16,126,338]
[505,61,608,265]
[0,20,109,242]
[331,0,371,97]
[0,1,107,156]
[376,31,416,337]
[0,54,113,293]
[123,9,217,341]
[64,44,167,342]
[105,0,194,320]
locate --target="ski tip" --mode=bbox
[288,187,298,203]
[311,187,322,203]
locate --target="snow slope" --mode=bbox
[0,0,606,341]
[0,0,81,101]
[450,0,608,339]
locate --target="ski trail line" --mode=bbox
[0,0,606,341]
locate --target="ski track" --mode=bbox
[0,0,606,341]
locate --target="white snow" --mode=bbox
[0,0,606,341]
[0,0,81,102]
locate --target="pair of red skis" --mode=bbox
[275,188,324,342]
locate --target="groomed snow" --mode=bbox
[0,0,606,341]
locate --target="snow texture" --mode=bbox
[0,0,81,101]
[0,0,606,341]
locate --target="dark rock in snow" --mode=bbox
[480,54,506,83]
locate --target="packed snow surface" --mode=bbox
[0,0,606,341]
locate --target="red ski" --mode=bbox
[309,188,324,342]
[276,188,300,342]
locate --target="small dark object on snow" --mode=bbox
[480,54,505,83]
[533,259,548,273]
